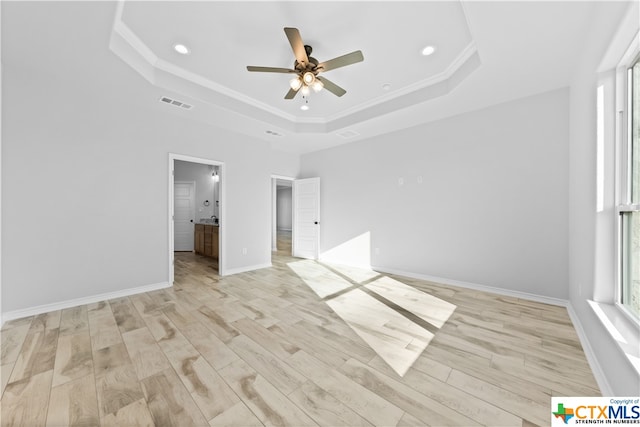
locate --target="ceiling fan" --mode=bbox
[246,27,364,99]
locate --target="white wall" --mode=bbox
[277,187,292,230]
[300,88,570,299]
[1,62,299,315]
[567,1,640,395]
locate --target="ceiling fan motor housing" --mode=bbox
[246,28,363,99]
[295,49,320,74]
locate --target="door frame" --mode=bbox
[271,175,295,253]
[169,153,226,283]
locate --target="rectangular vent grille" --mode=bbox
[160,96,193,110]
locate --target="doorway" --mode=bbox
[271,175,321,260]
[169,154,225,283]
[272,175,294,257]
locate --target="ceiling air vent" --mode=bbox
[336,130,360,139]
[159,96,193,110]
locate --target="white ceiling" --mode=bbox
[2,1,597,154]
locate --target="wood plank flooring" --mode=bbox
[1,236,600,426]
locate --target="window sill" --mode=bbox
[588,300,640,375]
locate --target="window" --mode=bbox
[619,55,640,320]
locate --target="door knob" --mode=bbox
[314,221,318,225]
[190,219,193,223]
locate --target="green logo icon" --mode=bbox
[553,403,575,424]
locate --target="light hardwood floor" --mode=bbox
[275,230,292,256]
[1,238,599,426]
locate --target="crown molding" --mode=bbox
[110,1,481,134]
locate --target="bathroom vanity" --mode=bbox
[194,223,219,259]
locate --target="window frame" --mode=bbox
[615,47,640,324]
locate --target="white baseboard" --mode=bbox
[1,281,171,325]
[566,302,612,395]
[224,262,272,276]
[370,265,569,307]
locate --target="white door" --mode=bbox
[174,182,195,251]
[293,177,320,259]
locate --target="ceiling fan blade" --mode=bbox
[284,27,309,65]
[317,76,346,97]
[247,66,296,73]
[318,50,364,72]
[284,87,299,99]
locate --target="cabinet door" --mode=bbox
[212,227,219,259]
[204,225,213,257]
[197,232,205,254]
[194,224,204,254]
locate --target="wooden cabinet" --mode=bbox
[194,224,205,254]
[204,226,213,257]
[212,226,219,259]
[194,224,218,260]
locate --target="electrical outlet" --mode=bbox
[242,248,247,255]
[375,247,381,255]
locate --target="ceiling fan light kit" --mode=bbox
[247,27,364,100]
[303,72,315,85]
[289,77,303,91]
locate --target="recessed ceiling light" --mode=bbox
[300,105,309,111]
[421,45,436,56]
[382,83,391,91]
[173,44,190,55]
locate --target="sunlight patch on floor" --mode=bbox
[366,276,456,329]
[287,259,353,298]
[322,262,380,284]
[326,288,434,376]
[287,259,457,377]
